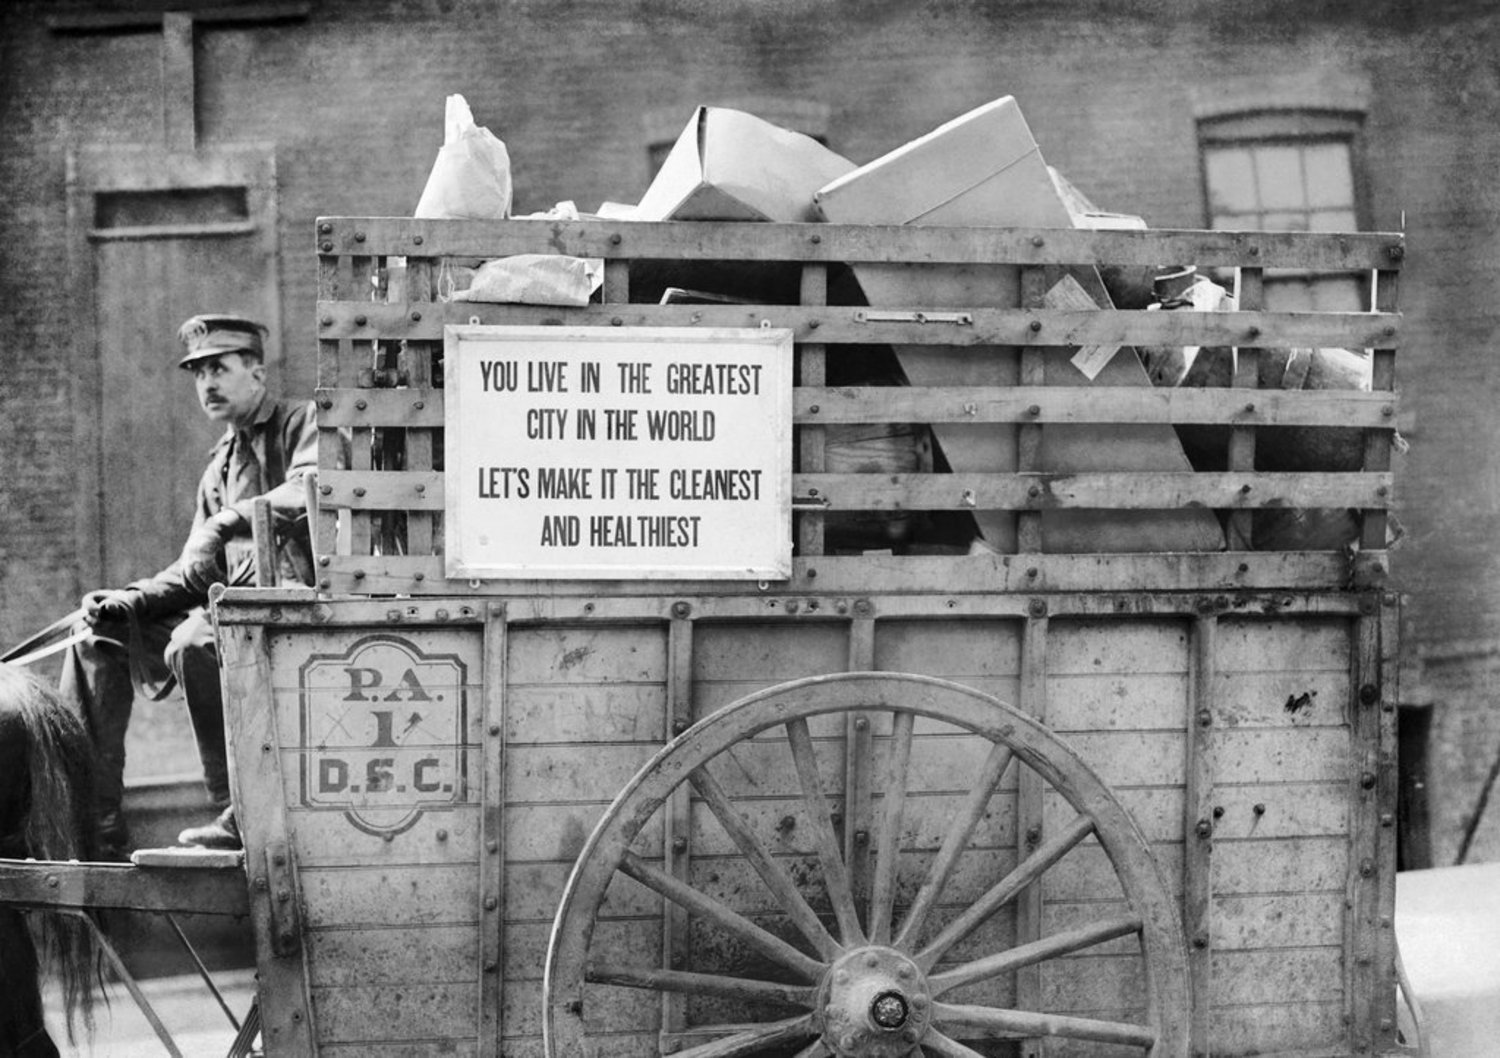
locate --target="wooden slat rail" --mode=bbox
[317,301,1399,349]
[319,468,1391,513]
[0,860,250,916]
[315,217,1403,270]
[303,552,1391,598]
[316,383,1396,429]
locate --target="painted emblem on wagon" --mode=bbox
[298,633,470,836]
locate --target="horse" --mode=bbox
[0,662,102,1057]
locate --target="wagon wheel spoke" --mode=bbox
[933,1001,1157,1049]
[927,915,1143,996]
[690,765,843,961]
[916,813,1095,970]
[784,717,865,945]
[673,1013,818,1058]
[893,740,1015,950]
[920,1030,989,1058]
[618,851,824,982]
[584,962,817,1007]
[868,708,915,944]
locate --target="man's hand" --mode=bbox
[179,510,244,594]
[82,589,144,626]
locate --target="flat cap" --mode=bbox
[177,313,268,368]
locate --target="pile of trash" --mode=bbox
[407,93,1376,555]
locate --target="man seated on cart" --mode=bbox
[59,314,318,856]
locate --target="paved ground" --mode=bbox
[34,863,1497,1057]
[44,969,259,1057]
[1396,861,1500,1057]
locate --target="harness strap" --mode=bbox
[4,607,174,702]
[1,610,85,665]
[125,606,177,703]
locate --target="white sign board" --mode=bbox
[445,325,793,580]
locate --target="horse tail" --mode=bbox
[0,663,105,1043]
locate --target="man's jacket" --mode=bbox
[130,396,319,614]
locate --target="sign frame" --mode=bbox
[297,632,471,838]
[443,324,794,581]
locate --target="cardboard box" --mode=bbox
[814,96,1223,553]
[634,106,855,222]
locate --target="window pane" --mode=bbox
[1309,209,1358,232]
[1309,276,1364,312]
[1205,146,1259,215]
[1262,211,1309,231]
[1212,211,1261,231]
[1253,145,1307,209]
[1264,278,1315,313]
[1266,276,1367,313]
[1303,142,1355,209]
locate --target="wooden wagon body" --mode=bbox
[214,216,1407,1057]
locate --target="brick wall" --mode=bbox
[2,0,1498,854]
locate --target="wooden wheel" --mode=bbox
[544,672,1189,1057]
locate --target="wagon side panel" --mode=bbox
[260,625,487,1056]
[503,621,671,1055]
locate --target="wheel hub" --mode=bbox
[817,946,929,1056]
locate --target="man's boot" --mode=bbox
[177,805,240,850]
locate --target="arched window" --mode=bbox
[1193,69,1372,312]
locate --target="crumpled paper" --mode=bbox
[414,94,512,220]
[446,201,604,307]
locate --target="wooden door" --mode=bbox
[71,145,281,590]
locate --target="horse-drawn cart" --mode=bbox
[21,211,1412,1058]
